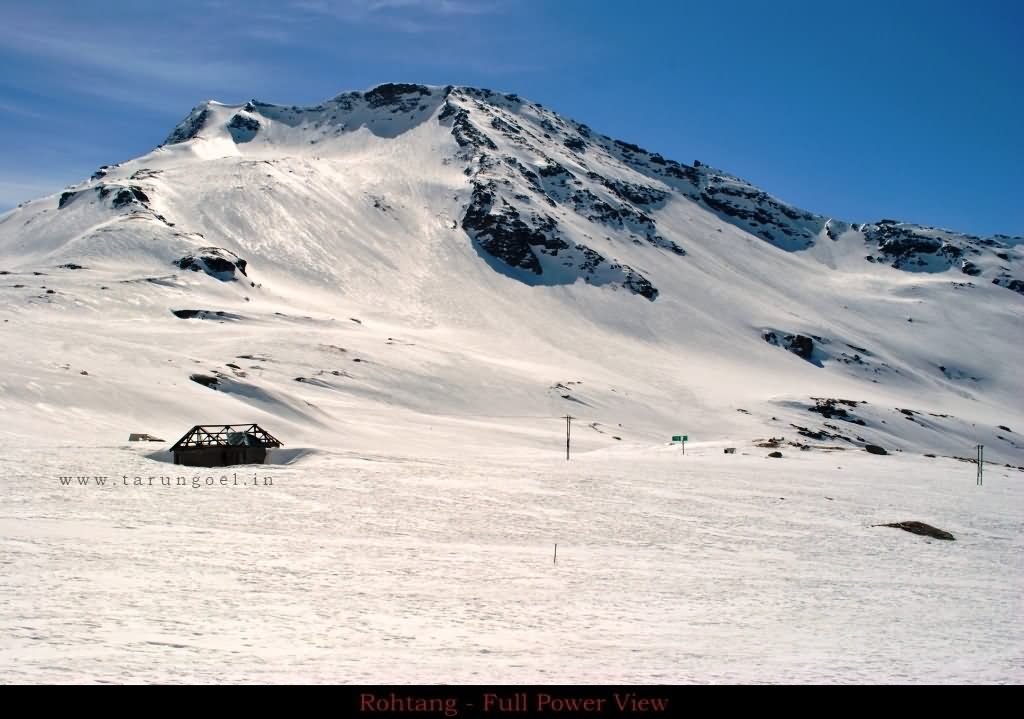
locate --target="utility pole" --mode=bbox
[977,444,984,486]
[565,415,573,461]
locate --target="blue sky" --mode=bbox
[1,0,1020,235]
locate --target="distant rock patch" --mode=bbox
[364,83,430,110]
[809,398,867,425]
[189,373,220,389]
[441,106,497,151]
[171,309,243,321]
[162,106,211,145]
[58,190,81,209]
[992,275,1024,295]
[874,521,954,541]
[763,331,816,362]
[174,247,248,282]
[227,112,261,143]
[111,186,150,208]
[563,136,587,153]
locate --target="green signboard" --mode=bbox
[672,435,688,442]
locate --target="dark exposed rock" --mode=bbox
[58,190,81,209]
[438,101,457,121]
[173,247,248,282]
[112,186,150,208]
[621,270,658,300]
[788,334,813,360]
[601,178,668,207]
[809,398,866,425]
[563,136,587,152]
[491,116,522,136]
[462,181,565,274]
[874,521,954,541]
[163,106,211,145]
[695,178,818,250]
[992,276,1024,295]
[612,139,648,155]
[767,451,783,458]
[189,373,220,388]
[364,83,430,109]
[227,113,261,143]
[443,107,497,151]
[460,177,658,300]
[864,444,888,455]
[58,263,85,270]
[790,424,847,442]
[172,309,242,320]
[763,331,816,362]
[862,222,977,272]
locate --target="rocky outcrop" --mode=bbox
[172,309,243,320]
[162,105,211,145]
[227,113,261,143]
[173,247,248,282]
[59,183,151,211]
[863,221,966,271]
[874,521,954,541]
[763,331,815,362]
[809,398,867,425]
[462,182,565,274]
[111,186,150,208]
[441,105,497,151]
[363,83,431,110]
[461,180,658,300]
[140,84,1023,307]
[992,275,1024,295]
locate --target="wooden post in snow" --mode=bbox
[565,415,572,461]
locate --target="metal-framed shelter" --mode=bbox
[170,424,282,467]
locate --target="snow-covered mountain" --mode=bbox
[3,83,1023,685]
[1,82,1021,462]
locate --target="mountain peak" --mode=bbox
[0,80,1022,476]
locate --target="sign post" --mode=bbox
[672,435,688,454]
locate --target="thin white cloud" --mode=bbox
[289,0,504,30]
[0,26,255,91]
[0,101,47,120]
[0,11,276,112]
[0,178,72,212]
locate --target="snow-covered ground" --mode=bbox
[0,83,1021,683]
[1,444,1021,684]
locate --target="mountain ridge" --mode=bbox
[0,82,1021,465]
[24,82,1024,302]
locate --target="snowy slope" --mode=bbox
[1,83,1020,461]
[0,83,1022,683]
